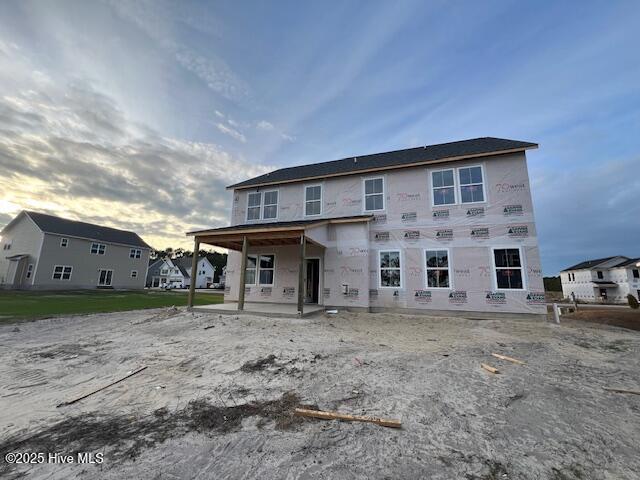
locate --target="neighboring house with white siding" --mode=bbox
[173,256,216,288]
[561,256,640,303]
[0,211,151,290]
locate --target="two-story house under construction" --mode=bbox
[187,137,545,318]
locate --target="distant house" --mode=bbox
[561,256,640,303]
[0,211,151,290]
[172,256,216,288]
[146,257,186,288]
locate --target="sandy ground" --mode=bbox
[1,308,639,480]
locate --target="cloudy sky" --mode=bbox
[0,0,638,274]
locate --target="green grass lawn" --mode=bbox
[0,290,223,322]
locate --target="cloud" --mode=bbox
[215,122,246,143]
[256,120,275,131]
[0,77,268,249]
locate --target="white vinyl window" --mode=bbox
[458,166,485,203]
[60,238,68,247]
[160,268,169,275]
[91,243,106,255]
[259,254,275,285]
[245,255,257,285]
[364,177,384,211]
[305,185,322,216]
[53,265,73,280]
[432,169,456,206]
[130,248,141,259]
[26,264,34,279]
[263,190,278,219]
[247,192,262,221]
[98,269,113,286]
[425,249,450,288]
[3,241,11,250]
[131,270,138,278]
[493,248,524,290]
[379,250,401,288]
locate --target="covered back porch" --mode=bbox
[185,215,371,316]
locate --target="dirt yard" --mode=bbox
[1,308,639,479]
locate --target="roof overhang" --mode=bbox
[227,145,537,190]
[187,216,373,251]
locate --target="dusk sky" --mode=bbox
[0,0,638,274]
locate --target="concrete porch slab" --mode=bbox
[191,301,324,318]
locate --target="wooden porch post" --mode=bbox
[187,237,200,308]
[238,235,248,311]
[297,234,306,315]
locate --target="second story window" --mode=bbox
[247,192,262,220]
[263,190,278,219]
[60,238,68,247]
[364,177,384,211]
[2,240,11,251]
[633,269,639,279]
[459,166,484,203]
[305,185,322,216]
[130,248,141,259]
[90,243,106,255]
[597,271,603,279]
[432,169,455,206]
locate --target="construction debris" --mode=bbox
[294,407,401,428]
[56,366,148,407]
[491,352,525,365]
[481,363,500,374]
[603,387,640,395]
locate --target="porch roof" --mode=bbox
[187,214,373,250]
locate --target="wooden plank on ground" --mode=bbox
[57,366,147,407]
[481,363,500,374]
[603,387,640,395]
[491,352,525,365]
[294,408,401,428]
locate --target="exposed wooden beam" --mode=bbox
[187,237,200,308]
[238,236,248,311]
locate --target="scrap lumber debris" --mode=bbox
[295,407,401,428]
[491,352,525,365]
[203,325,215,330]
[481,363,500,374]
[603,387,640,395]
[56,366,148,408]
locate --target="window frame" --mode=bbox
[457,164,486,204]
[257,253,276,286]
[98,268,113,286]
[26,263,34,279]
[90,242,106,255]
[596,271,604,279]
[245,254,258,285]
[131,270,138,278]
[363,176,385,212]
[490,246,526,291]
[52,265,73,281]
[130,248,142,259]
[430,167,457,206]
[304,184,323,217]
[262,189,279,220]
[424,248,452,290]
[633,269,639,279]
[246,192,262,222]
[60,238,68,247]
[378,249,402,289]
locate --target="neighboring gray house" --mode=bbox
[173,256,216,288]
[561,256,640,303]
[0,211,151,290]
[146,257,186,288]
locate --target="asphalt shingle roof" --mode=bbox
[228,137,537,189]
[562,256,620,271]
[24,211,151,249]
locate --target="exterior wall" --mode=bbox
[225,151,545,315]
[185,258,216,288]
[0,215,44,288]
[32,233,149,289]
